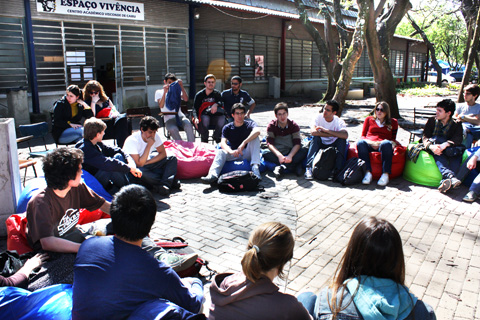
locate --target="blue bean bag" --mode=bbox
[0,284,73,320]
[462,146,480,187]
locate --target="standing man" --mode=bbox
[423,99,464,193]
[263,102,308,179]
[155,73,195,142]
[304,100,348,180]
[123,116,179,196]
[76,118,142,195]
[221,75,256,122]
[201,103,262,183]
[454,84,480,148]
[193,74,225,143]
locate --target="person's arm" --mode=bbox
[53,100,74,130]
[220,137,235,155]
[460,114,480,125]
[144,144,167,165]
[237,127,261,154]
[447,120,464,146]
[178,79,188,102]
[312,127,348,139]
[40,236,81,253]
[85,143,131,173]
[391,119,398,141]
[157,87,167,109]
[360,117,370,139]
[246,99,256,118]
[267,143,286,164]
[100,201,110,214]
[192,92,201,122]
[130,138,156,167]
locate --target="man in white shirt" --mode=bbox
[454,84,480,148]
[304,100,348,180]
[123,116,179,196]
[155,73,195,142]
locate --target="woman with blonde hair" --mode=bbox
[298,217,436,320]
[83,80,130,147]
[208,222,312,320]
[357,101,398,186]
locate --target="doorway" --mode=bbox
[95,47,116,104]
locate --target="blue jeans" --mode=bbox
[59,127,84,144]
[199,114,225,143]
[456,153,480,194]
[133,156,177,189]
[165,117,195,142]
[357,139,393,174]
[207,138,261,176]
[94,154,130,195]
[297,291,316,317]
[262,147,308,172]
[306,137,347,173]
[462,123,480,148]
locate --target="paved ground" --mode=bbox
[9,94,480,319]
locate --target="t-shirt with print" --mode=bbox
[26,182,105,251]
[311,114,347,145]
[123,131,164,159]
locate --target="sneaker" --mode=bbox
[201,174,218,184]
[155,251,198,273]
[463,190,478,202]
[154,185,170,196]
[171,179,181,190]
[438,178,452,193]
[252,164,262,180]
[377,173,389,186]
[304,167,313,180]
[451,177,462,189]
[273,165,286,179]
[362,171,372,185]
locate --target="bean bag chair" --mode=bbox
[164,140,216,179]
[403,145,469,187]
[127,299,206,320]
[5,214,31,255]
[348,144,406,180]
[0,284,73,320]
[81,170,113,202]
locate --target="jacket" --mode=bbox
[75,139,131,176]
[52,96,93,143]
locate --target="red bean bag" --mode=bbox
[348,144,406,180]
[164,140,216,179]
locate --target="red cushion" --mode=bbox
[348,144,406,180]
[164,140,216,179]
[96,107,111,118]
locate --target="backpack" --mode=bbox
[217,170,262,192]
[312,147,337,180]
[335,157,367,186]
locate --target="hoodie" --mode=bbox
[208,272,312,320]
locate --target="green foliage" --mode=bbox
[396,84,458,96]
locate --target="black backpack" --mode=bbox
[217,170,262,192]
[335,157,367,186]
[312,147,337,180]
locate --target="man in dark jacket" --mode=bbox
[423,99,464,193]
[76,118,142,195]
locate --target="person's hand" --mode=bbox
[92,95,100,104]
[467,156,478,170]
[210,104,218,114]
[277,154,285,164]
[21,253,49,275]
[230,149,240,157]
[430,144,443,155]
[237,142,245,156]
[146,136,155,146]
[284,155,293,163]
[70,123,82,129]
[316,126,325,132]
[130,167,142,178]
[163,83,170,93]
[178,79,183,87]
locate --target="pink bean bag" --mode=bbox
[164,140,216,179]
[348,144,406,180]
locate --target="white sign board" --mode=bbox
[36,0,145,21]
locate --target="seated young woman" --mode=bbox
[207,222,312,320]
[83,80,130,148]
[357,101,398,186]
[298,217,436,320]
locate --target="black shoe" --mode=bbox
[451,177,462,189]
[463,191,478,202]
[201,174,218,184]
[171,179,181,190]
[154,185,170,196]
[273,165,286,179]
[438,178,452,193]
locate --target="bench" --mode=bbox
[404,107,436,143]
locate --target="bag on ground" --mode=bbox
[217,170,261,192]
[335,157,367,186]
[312,147,337,180]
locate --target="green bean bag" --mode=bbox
[403,144,468,187]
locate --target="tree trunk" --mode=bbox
[458,6,480,102]
[407,13,443,87]
[323,6,337,100]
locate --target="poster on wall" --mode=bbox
[36,0,145,21]
[255,55,264,78]
[245,55,251,67]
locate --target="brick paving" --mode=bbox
[10,95,480,319]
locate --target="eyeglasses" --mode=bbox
[234,112,245,115]
[231,82,240,86]
[465,92,472,96]
[376,108,384,112]
[90,91,98,95]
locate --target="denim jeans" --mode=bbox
[94,153,130,195]
[462,123,480,148]
[133,156,177,189]
[165,117,195,142]
[262,147,308,172]
[357,139,393,174]
[199,114,225,143]
[306,137,347,173]
[456,153,480,194]
[207,138,261,176]
[59,127,84,144]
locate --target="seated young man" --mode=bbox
[454,84,480,148]
[123,116,179,196]
[221,75,256,122]
[76,118,142,195]
[262,102,308,179]
[72,185,204,319]
[304,100,348,180]
[155,73,195,142]
[201,103,261,184]
[26,147,110,290]
[423,99,464,193]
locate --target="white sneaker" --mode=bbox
[252,164,262,180]
[377,173,389,186]
[362,171,372,184]
[304,167,313,180]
